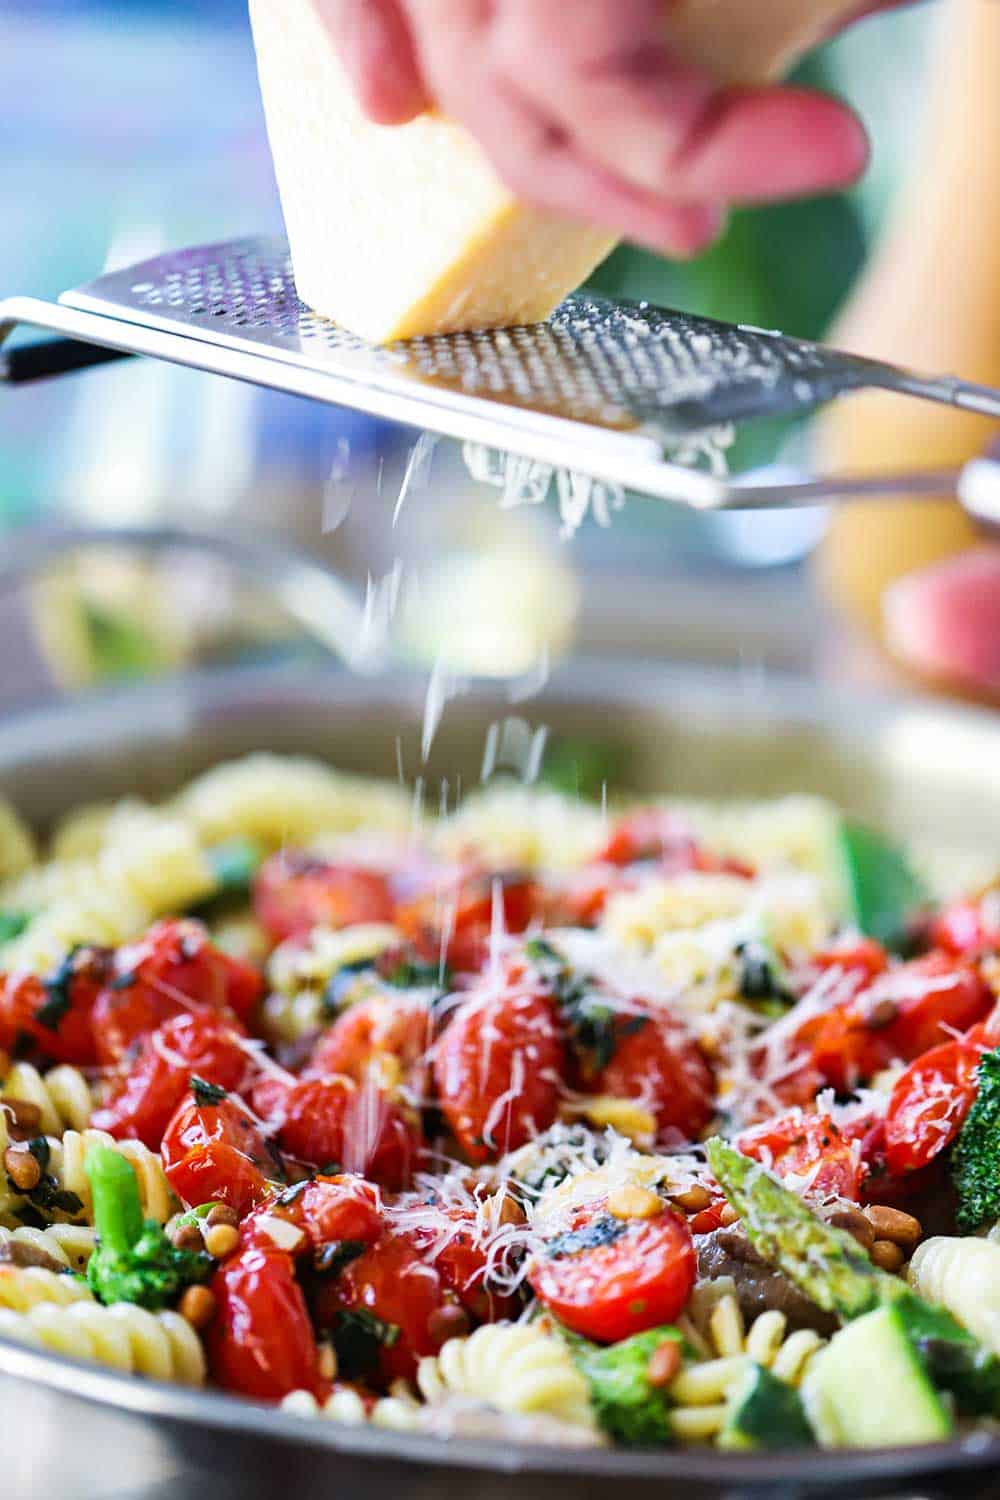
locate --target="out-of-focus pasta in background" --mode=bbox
[0,0,935,693]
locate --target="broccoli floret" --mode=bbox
[953,1048,1000,1232]
[562,1325,685,1446]
[85,1144,212,1311]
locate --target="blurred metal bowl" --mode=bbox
[4,658,1000,1500]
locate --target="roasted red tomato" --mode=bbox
[92,1011,251,1150]
[91,919,263,1065]
[249,1174,383,1256]
[395,872,544,974]
[930,894,1000,958]
[307,992,433,1094]
[880,952,993,1062]
[591,1007,714,1140]
[253,853,393,943]
[550,866,636,928]
[433,966,564,1163]
[269,1076,420,1190]
[162,1084,276,1215]
[528,1204,695,1343]
[884,1039,985,1175]
[798,952,990,1093]
[0,945,111,1065]
[313,1232,458,1385]
[597,809,754,878]
[738,1111,862,1201]
[207,1245,327,1401]
[399,1202,520,1323]
[805,937,889,988]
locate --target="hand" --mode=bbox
[885,550,1000,699]
[322,0,873,257]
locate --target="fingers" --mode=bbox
[670,87,869,203]
[329,0,870,252]
[883,549,1000,695]
[442,69,726,257]
[320,0,429,123]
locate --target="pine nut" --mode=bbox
[1,1099,42,1140]
[206,1203,239,1229]
[179,1285,217,1330]
[718,1204,740,1228]
[864,1205,922,1249]
[671,1185,712,1214]
[204,1223,240,1259]
[3,1144,41,1192]
[317,1342,338,1382]
[607,1185,663,1221]
[871,1239,905,1274]
[647,1340,682,1389]
[826,1206,875,1252]
[171,1223,206,1253]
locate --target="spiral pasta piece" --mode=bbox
[0,1302,205,1385]
[418,1323,597,1431]
[0,1224,97,1273]
[0,1062,93,1138]
[173,754,411,848]
[0,799,37,882]
[0,1265,94,1311]
[283,1385,422,1431]
[908,1237,1000,1355]
[1,809,215,975]
[48,1132,175,1225]
[669,1293,825,1445]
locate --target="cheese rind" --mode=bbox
[250,0,862,343]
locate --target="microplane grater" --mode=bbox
[3,236,1000,516]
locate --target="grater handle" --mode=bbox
[1,336,133,384]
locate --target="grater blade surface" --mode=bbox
[61,237,880,440]
[7,234,991,509]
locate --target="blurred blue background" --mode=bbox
[0,0,934,679]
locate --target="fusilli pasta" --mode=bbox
[0,1302,205,1384]
[0,1223,97,1273]
[669,1291,825,1445]
[417,1322,597,1431]
[0,1265,93,1311]
[0,798,37,882]
[173,754,411,848]
[0,1062,93,1138]
[47,1131,175,1225]
[1,810,215,975]
[908,1237,1000,1355]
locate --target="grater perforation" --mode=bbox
[3,235,1000,512]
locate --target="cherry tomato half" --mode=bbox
[207,1246,327,1401]
[91,1011,251,1150]
[307,992,433,1095]
[0,946,111,1066]
[253,854,394,943]
[270,1076,420,1190]
[313,1232,457,1385]
[162,1087,276,1215]
[433,965,564,1164]
[528,1204,695,1344]
[592,1007,714,1141]
[395,873,544,974]
[91,919,263,1065]
[738,1112,862,1201]
[884,1039,985,1175]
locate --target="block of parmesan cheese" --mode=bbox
[249,0,861,343]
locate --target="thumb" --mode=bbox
[883,548,1000,696]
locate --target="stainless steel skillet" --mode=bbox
[3,659,1000,1498]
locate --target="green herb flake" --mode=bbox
[190,1076,228,1108]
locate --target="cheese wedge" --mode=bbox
[250,0,861,343]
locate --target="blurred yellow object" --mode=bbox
[817,0,1000,633]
